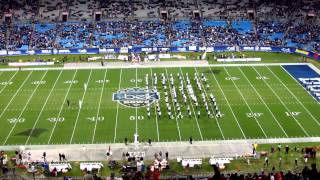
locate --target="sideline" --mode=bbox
[1,137,319,161]
[0,61,312,71]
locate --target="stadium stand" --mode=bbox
[93,21,130,48]
[0,0,318,52]
[131,20,169,47]
[0,25,6,50]
[256,21,285,46]
[31,23,57,49]
[170,20,202,47]
[55,22,93,49]
[7,23,32,50]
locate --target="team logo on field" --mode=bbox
[112,87,160,108]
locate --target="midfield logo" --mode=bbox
[113,87,160,108]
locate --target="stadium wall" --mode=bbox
[0,46,319,61]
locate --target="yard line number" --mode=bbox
[64,80,78,84]
[225,77,240,81]
[0,81,13,86]
[47,117,65,123]
[96,80,109,84]
[285,112,301,117]
[87,116,104,122]
[246,112,263,118]
[130,115,144,121]
[256,76,269,80]
[7,118,25,124]
[32,81,46,85]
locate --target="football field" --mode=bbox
[0,64,319,146]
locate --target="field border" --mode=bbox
[1,137,320,161]
[0,62,319,158]
[0,62,315,72]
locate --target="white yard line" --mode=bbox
[25,70,63,145]
[237,67,289,137]
[0,71,33,121]
[135,68,138,134]
[0,71,19,95]
[164,67,182,141]
[47,70,78,144]
[208,66,246,139]
[252,66,310,136]
[113,68,122,143]
[223,67,268,138]
[91,69,108,144]
[3,71,48,145]
[179,68,204,140]
[149,68,160,141]
[193,67,225,140]
[69,69,93,144]
[278,66,320,126]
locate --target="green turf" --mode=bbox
[0,64,319,146]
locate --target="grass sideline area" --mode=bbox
[0,52,316,66]
[0,142,319,178]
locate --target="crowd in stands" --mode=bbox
[285,23,320,50]
[7,24,32,50]
[131,20,169,47]
[0,25,6,50]
[0,0,318,52]
[256,21,285,46]
[0,19,319,52]
[93,21,130,48]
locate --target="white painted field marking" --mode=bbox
[0,81,13,86]
[0,71,33,123]
[149,68,160,141]
[7,118,25,124]
[25,70,63,145]
[4,71,48,145]
[47,70,78,144]
[31,80,46,85]
[178,68,203,140]
[135,68,138,134]
[70,69,93,143]
[223,67,267,138]
[194,67,225,140]
[91,69,108,143]
[113,68,122,143]
[225,77,240,81]
[276,66,320,126]
[0,71,19,95]
[238,67,288,137]
[208,66,246,139]
[64,80,78,84]
[87,116,104,122]
[256,76,269,80]
[164,67,182,141]
[252,66,309,136]
[285,112,301,117]
[246,112,263,118]
[130,116,144,120]
[96,79,109,84]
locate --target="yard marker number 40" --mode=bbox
[246,112,263,118]
[285,112,301,117]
